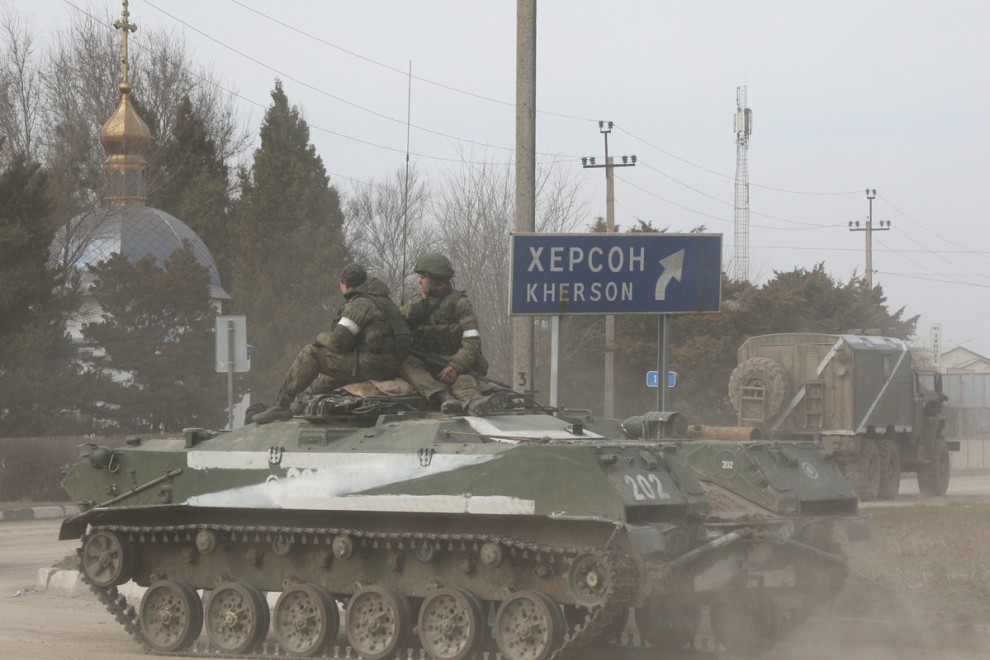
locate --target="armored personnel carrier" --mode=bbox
[61,389,864,659]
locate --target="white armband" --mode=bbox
[338,317,361,335]
[462,329,480,338]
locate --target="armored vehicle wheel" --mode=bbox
[634,598,700,652]
[205,581,270,653]
[80,530,133,587]
[139,579,203,653]
[417,587,484,660]
[728,357,791,422]
[345,585,413,660]
[917,437,951,496]
[494,591,565,660]
[568,552,614,608]
[273,583,339,657]
[877,437,902,500]
[844,437,881,501]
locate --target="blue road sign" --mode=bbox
[510,233,722,315]
[646,371,678,388]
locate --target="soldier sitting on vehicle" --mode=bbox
[399,253,500,416]
[252,263,411,424]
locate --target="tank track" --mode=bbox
[78,522,638,659]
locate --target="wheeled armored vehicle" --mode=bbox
[61,388,864,659]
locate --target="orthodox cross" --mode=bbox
[113,0,137,92]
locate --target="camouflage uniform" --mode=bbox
[400,286,488,406]
[277,277,411,399]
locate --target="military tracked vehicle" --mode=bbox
[729,333,955,501]
[61,389,864,659]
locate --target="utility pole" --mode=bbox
[849,188,890,289]
[582,121,636,418]
[513,0,536,398]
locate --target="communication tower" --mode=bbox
[733,86,753,282]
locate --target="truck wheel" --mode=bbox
[917,437,951,496]
[728,357,791,422]
[877,438,901,500]
[843,438,881,501]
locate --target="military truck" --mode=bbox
[728,333,956,501]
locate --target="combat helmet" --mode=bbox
[414,253,454,279]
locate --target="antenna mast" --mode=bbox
[733,86,753,282]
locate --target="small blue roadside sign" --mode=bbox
[647,371,678,388]
[510,233,722,316]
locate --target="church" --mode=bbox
[50,0,229,342]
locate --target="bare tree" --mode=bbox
[0,10,43,165]
[133,30,250,194]
[43,7,127,212]
[344,166,436,302]
[36,8,248,285]
[431,154,588,382]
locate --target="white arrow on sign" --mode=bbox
[654,249,685,301]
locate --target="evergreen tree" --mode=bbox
[0,155,87,436]
[226,81,349,401]
[149,95,231,264]
[80,243,226,432]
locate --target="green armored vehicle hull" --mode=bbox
[61,392,863,659]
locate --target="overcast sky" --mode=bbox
[14,0,990,361]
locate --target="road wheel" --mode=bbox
[917,437,951,496]
[728,357,791,422]
[494,591,564,660]
[844,437,881,501]
[80,530,133,587]
[273,583,338,657]
[417,587,484,660]
[877,438,902,500]
[139,579,203,653]
[346,585,413,660]
[206,581,270,654]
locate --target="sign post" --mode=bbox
[215,315,249,429]
[510,233,721,411]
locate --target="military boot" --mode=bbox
[433,390,463,414]
[252,395,294,424]
[467,391,502,417]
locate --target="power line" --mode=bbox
[616,125,863,196]
[56,0,565,168]
[142,0,521,153]
[49,0,981,268]
[616,174,843,231]
[636,160,839,228]
[228,0,599,125]
[876,270,990,288]
[879,193,990,264]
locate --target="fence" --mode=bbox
[950,436,990,470]
[920,373,990,438]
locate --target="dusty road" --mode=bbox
[0,518,137,659]
[2,471,990,659]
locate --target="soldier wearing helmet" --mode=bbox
[400,253,497,415]
[253,263,411,424]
